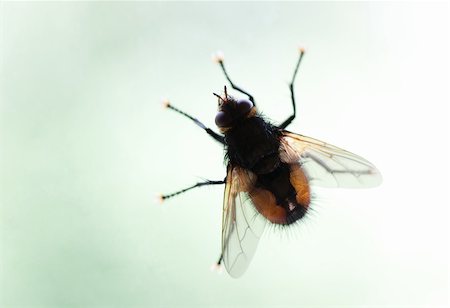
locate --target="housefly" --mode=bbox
[159,48,382,278]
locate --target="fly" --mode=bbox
[159,48,382,278]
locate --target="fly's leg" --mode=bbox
[158,179,225,202]
[163,100,225,144]
[159,178,226,273]
[279,48,305,130]
[210,253,224,274]
[214,52,256,107]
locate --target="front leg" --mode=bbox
[163,100,225,144]
[214,53,256,107]
[279,48,305,130]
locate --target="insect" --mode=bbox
[159,48,382,278]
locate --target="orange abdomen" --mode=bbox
[250,163,310,225]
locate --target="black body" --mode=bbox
[224,115,307,223]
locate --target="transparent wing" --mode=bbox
[280,131,382,188]
[222,165,266,278]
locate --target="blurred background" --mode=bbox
[1,2,448,307]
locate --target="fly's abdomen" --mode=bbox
[249,162,310,225]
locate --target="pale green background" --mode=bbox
[1,2,448,307]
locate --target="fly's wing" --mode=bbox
[222,164,266,278]
[280,131,382,188]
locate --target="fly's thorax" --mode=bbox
[224,116,282,174]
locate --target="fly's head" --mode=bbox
[214,86,256,131]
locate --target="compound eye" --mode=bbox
[236,99,253,115]
[215,111,232,127]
